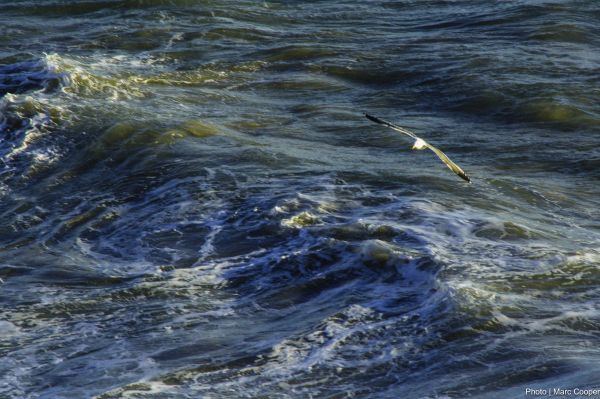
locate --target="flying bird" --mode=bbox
[365,113,471,183]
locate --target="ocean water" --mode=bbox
[1,1,599,398]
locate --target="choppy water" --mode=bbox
[1,1,600,398]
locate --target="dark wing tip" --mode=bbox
[365,113,383,124]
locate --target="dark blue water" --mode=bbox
[1,1,600,398]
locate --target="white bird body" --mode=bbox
[365,113,471,183]
[412,138,428,150]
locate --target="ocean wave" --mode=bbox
[2,1,600,397]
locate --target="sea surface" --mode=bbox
[1,1,600,398]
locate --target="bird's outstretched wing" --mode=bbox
[365,113,471,183]
[365,113,418,139]
[423,141,471,182]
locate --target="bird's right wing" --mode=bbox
[425,142,471,183]
[365,113,418,139]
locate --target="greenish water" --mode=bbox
[1,1,599,398]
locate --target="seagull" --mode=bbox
[365,113,471,182]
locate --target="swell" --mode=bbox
[1,1,600,398]
[0,59,67,97]
[2,0,211,16]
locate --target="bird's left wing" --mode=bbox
[424,142,471,183]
